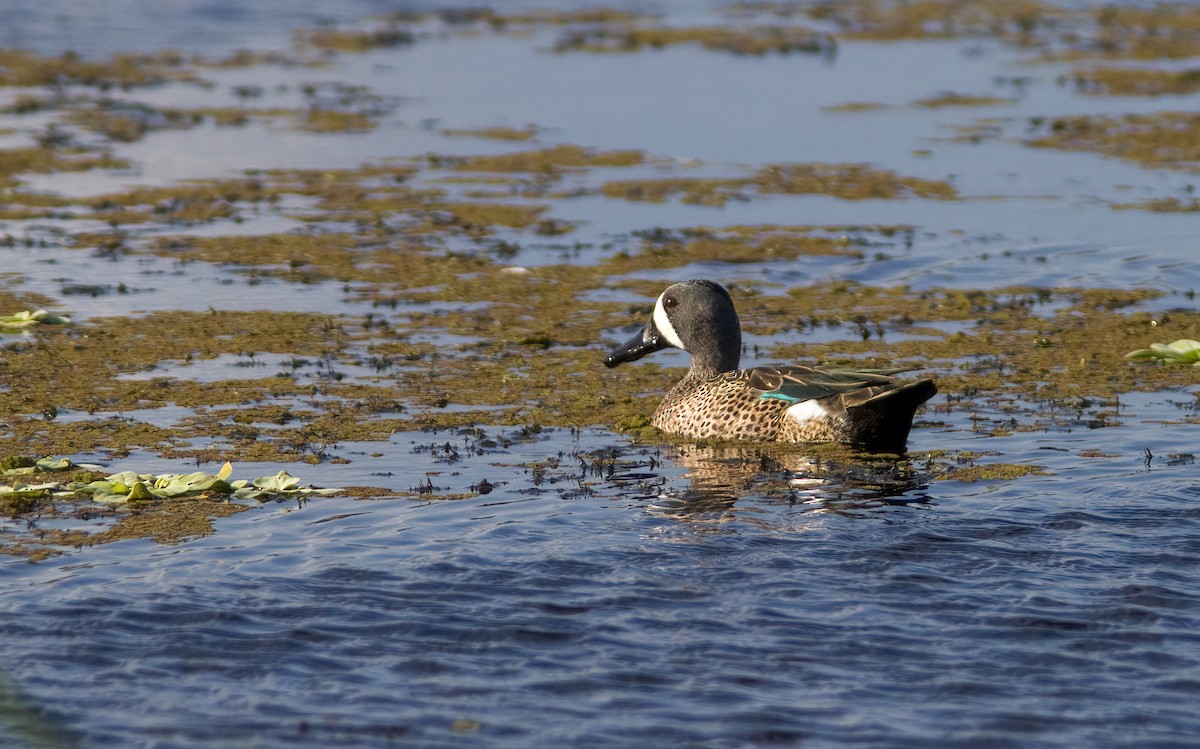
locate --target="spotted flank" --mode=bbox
[604,279,936,451]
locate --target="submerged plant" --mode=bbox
[1125,339,1200,367]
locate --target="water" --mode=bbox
[4,415,1200,747]
[2,2,1200,747]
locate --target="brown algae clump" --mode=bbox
[555,24,834,56]
[68,100,203,143]
[0,49,197,88]
[602,163,958,205]
[83,178,275,225]
[299,109,379,133]
[442,126,539,142]
[805,0,1062,43]
[295,26,415,53]
[149,233,493,284]
[756,163,957,199]
[798,1,1199,62]
[824,101,892,113]
[937,463,1051,482]
[1026,112,1200,170]
[912,92,1016,108]
[1112,196,1200,213]
[1067,67,1200,97]
[1084,4,1200,60]
[604,226,873,272]
[0,145,129,187]
[436,145,644,174]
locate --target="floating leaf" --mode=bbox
[0,483,58,499]
[1126,338,1200,366]
[2,456,79,476]
[0,309,71,333]
[35,457,75,472]
[255,471,301,492]
[51,463,341,504]
[230,470,339,500]
[127,481,156,501]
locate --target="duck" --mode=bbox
[604,279,936,452]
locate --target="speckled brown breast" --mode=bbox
[651,373,846,442]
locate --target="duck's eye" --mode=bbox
[663,295,678,309]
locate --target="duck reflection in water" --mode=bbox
[644,443,932,520]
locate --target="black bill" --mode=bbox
[604,322,668,368]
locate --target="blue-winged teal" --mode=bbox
[604,279,936,452]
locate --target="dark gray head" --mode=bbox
[604,279,742,376]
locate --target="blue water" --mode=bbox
[4,414,1200,748]
[2,2,1200,747]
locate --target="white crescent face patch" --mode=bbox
[652,291,687,350]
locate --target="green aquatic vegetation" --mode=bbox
[936,462,1050,482]
[554,24,835,56]
[80,178,275,225]
[150,233,493,284]
[1126,339,1200,367]
[1,457,77,476]
[756,163,957,199]
[0,308,345,412]
[437,145,644,174]
[834,291,1193,409]
[824,101,892,113]
[461,9,651,26]
[1026,112,1200,170]
[912,92,1016,108]
[439,202,550,230]
[68,99,201,142]
[68,100,289,139]
[0,309,70,334]
[601,162,958,205]
[1112,196,1200,213]
[298,108,378,133]
[0,264,1190,464]
[797,0,1199,61]
[64,462,340,504]
[600,175,743,206]
[1083,4,1200,61]
[602,226,867,273]
[0,145,129,185]
[0,49,197,88]
[442,126,538,141]
[1068,66,1200,97]
[295,26,415,53]
[0,190,75,219]
[804,0,1059,43]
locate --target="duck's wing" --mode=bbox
[734,365,904,404]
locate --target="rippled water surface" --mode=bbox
[5,416,1200,748]
[2,1,1200,748]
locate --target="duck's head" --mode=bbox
[604,279,742,376]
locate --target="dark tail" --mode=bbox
[839,378,937,453]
